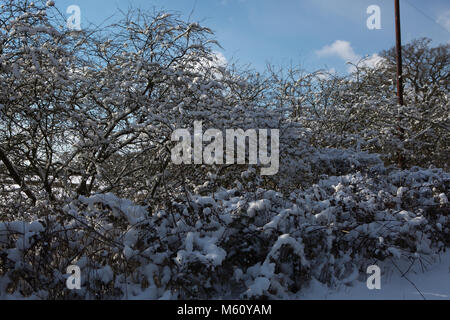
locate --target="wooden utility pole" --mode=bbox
[395,0,406,169]
[395,0,404,106]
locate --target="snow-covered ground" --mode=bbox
[301,251,450,300]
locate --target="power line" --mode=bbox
[402,0,450,35]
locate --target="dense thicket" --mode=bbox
[0,0,448,299]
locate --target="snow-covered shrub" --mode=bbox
[294,43,449,170]
[1,166,447,299]
[0,1,448,301]
[300,93,449,171]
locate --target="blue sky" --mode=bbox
[54,0,450,74]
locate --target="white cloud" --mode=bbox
[316,40,384,73]
[211,51,228,68]
[316,40,360,64]
[360,53,383,69]
[437,10,450,32]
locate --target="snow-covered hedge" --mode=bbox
[297,75,449,171]
[0,1,448,301]
[1,166,448,299]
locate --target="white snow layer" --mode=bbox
[300,251,450,300]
